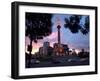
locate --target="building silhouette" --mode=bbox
[53,43,69,56]
[39,42,53,58]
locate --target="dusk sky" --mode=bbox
[25,14,89,54]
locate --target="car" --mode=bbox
[67,58,80,62]
[34,60,40,64]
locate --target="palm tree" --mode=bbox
[26,13,52,67]
[64,15,89,35]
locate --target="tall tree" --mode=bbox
[26,13,52,67]
[64,15,89,35]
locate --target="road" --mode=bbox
[26,56,89,68]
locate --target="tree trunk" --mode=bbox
[28,39,32,68]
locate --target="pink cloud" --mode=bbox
[43,31,58,42]
[47,31,58,39]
